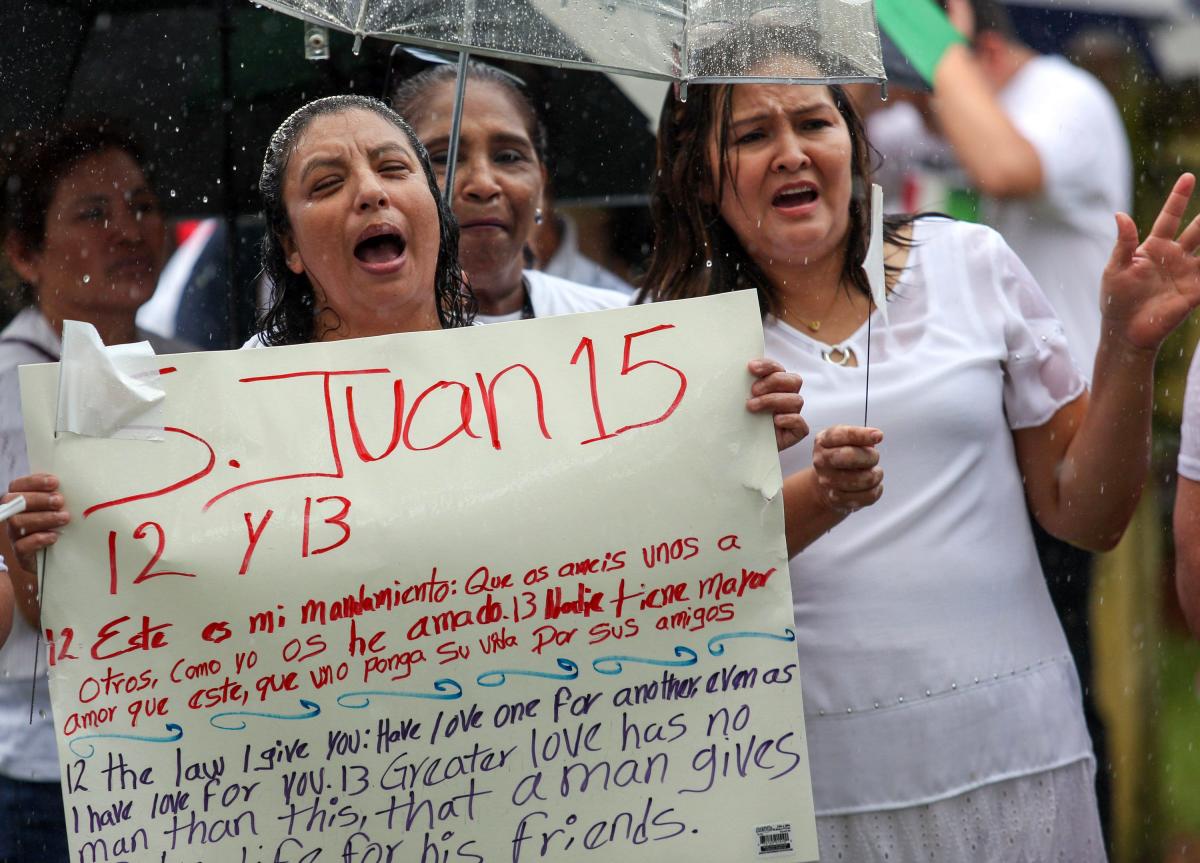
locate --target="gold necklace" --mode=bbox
[791,287,845,333]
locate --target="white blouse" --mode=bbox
[771,218,1092,815]
[1179,346,1200,481]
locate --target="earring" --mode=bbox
[534,207,544,226]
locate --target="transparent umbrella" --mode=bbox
[257,0,886,191]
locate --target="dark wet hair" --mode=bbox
[1,121,150,304]
[641,63,914,314]
[391,61,549,167]
[256,94,474,346]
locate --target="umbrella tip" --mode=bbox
[352,33,364,56]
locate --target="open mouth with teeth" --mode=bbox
[354,231,407,264]
[772,187,819,208]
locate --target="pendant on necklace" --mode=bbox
[807,320,822,333]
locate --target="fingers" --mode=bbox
[1147,172,1196,242]
[774,411,810,452]
[815,425,884,449]
[1179,207,1200,257]
[8,473,59,495]
[813,425,884,513]
[1108,212,1139,271]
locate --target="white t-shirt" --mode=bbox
[244,271,631,346]
[1179,347,1200,481]
[0,308,190,782]
[772,219,1092,814]
[541,216,635,295]
[474,270,629,324]
[987,54,1132,382]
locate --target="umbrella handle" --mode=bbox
[443,50,471,203]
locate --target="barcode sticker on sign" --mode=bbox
[755,823,794,856]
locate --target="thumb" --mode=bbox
[1108,212,1139,271]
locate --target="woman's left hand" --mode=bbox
[746,359,808,451]
[1101,172,1200,352]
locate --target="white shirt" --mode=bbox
[1179,347,1200,481]
[244,272,630,347]
[540,215,635,295]
[772,219,1092,814]
[474,270,629,325]
[987,55,1132,382]
[0,308,190,782]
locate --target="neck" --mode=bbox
[316,302,442,341]
[38,305,138,348]
[471,266,527,317]
[760,244,847,311]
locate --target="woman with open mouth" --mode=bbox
[640,30,1200,863]
[393,62,631,323]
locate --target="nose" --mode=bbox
[107,202,143,245]
[354,170,389,212]
[457,153,500,203]
[771,130,811,174]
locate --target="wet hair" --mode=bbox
[391,61,549,166]
[256,94,474,346]
[1,121,150,304]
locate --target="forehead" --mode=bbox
[54,149,148,200]
[291,108,417,163]
[410,79,533,141]
[727,82,838,117]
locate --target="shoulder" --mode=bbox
[524,271,632,315]
[0,308,59,371]
[907,216,1010,263]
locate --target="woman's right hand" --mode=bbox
[5,473,69,573]
[812,425,884,514]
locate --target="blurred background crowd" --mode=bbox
[1,1,1199,860]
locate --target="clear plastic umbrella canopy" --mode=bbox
[257,0,885,84]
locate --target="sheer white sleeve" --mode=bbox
[1179,348,1200,481]
[991,233,1088,429]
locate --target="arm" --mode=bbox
[931,44,1044,199]
[0,565,12,648]
[1016,174,1200,550]
[0,520,39,629]
[1174,477,1200,636]
[782,425,883,556]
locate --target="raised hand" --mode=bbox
[1101,173,1200,352]
[746,359,809,452]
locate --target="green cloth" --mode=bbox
[875,0,967,85]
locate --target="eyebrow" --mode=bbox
[730,103,833,129]
[422,132,533,151]
[298,143,411,183]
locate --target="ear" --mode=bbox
[3,233,41,286]
[279,231,304,275]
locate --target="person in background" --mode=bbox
[0,120,190,862]
[640,21,1200,854]
[876,0,1135,831]
[529,189,635,295]
[1175,347,1200,637]
[392,62,631,322]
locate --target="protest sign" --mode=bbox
[20,291,817,863]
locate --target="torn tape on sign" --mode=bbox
[55,320,165,441]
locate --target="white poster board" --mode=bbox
[20,292,817,863]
